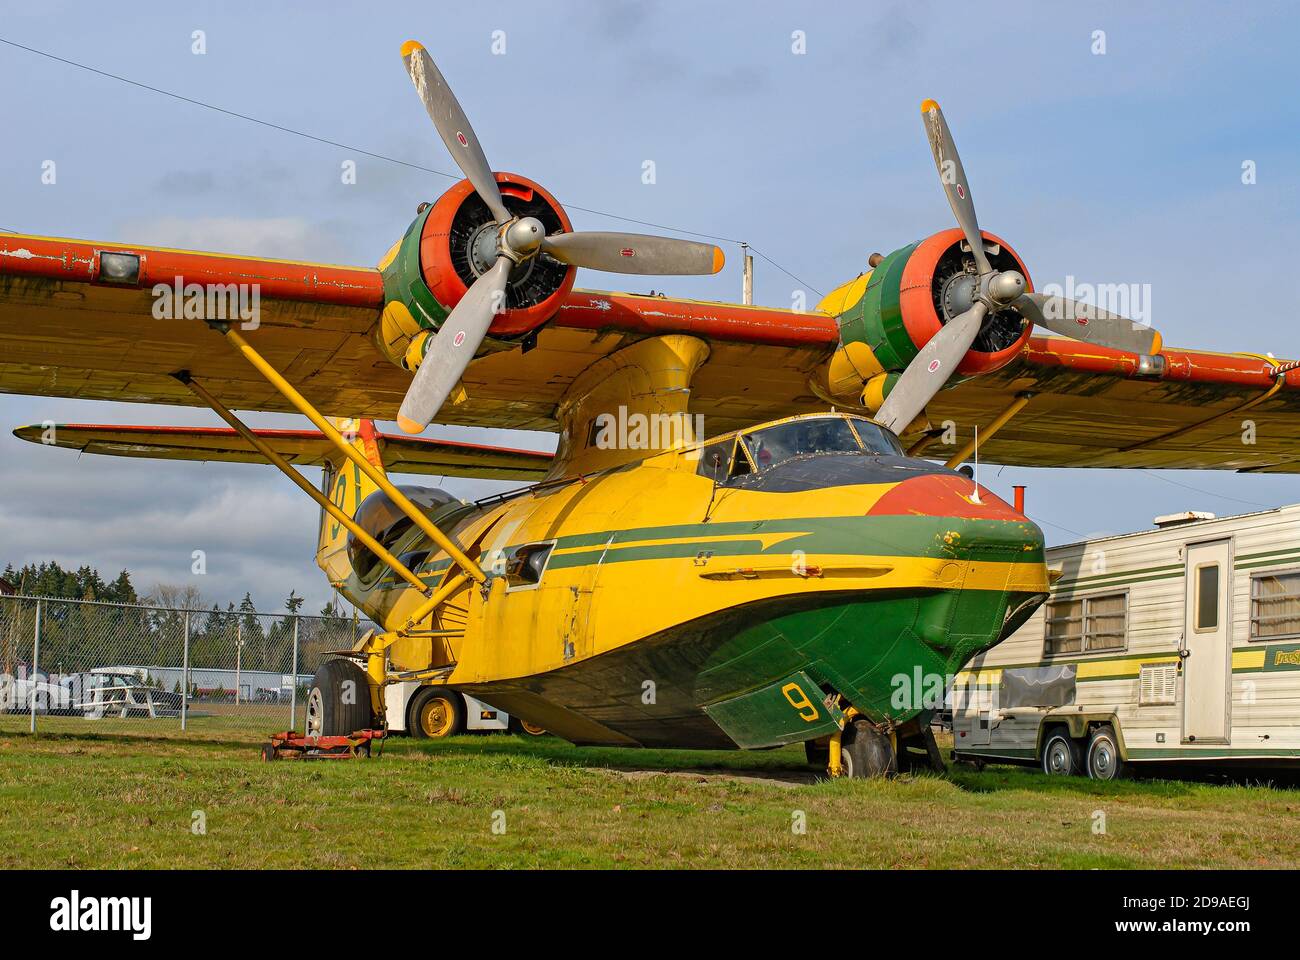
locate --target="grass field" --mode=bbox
[2,717,1299,869]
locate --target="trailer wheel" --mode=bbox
[305,659,372,738]
[409,687,464,739]
[1041,727,1083,776]
[1085,724,1127,780]
[839,719,897,779]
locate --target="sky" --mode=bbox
[1,1,1298,613]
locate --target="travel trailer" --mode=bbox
[952,505,1300,778]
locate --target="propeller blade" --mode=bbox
[401,40,512,224]
[1016,292,1162,355]
[875,302,988,435]
[396,256,512,434]
[541,232,724,276]
[920,99,992,276]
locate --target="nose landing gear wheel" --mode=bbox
[840,719,897,779]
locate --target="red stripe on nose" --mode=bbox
[867,473,1022,521]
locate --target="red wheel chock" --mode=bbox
[260,729,386,760]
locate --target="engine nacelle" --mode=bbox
[819,228,1033,411]
[375,172,576,372]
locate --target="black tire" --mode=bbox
[1041,726,1083,776]
[804,738,830,771]
[305,659,372,738]
[408,686,465,739]
[1086,724,1127,780]
[840,719,897,779]
[259,743,277,762]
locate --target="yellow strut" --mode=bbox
[220,327,486,583]
[828,730,843,777]
[944,392,1033,469]
[403,572,470,632]
[176,374,433,598]
[828,703,861,778]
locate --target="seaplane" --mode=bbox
[5,41,1299,776]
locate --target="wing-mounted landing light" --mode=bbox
[393,40,726,434]
[874,100,1162,435]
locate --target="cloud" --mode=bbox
[115,216,341,261]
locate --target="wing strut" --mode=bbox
[213,324,487,585]
[173,372,434,599]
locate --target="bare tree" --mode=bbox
[143,583,208,612]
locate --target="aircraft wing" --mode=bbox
[11,422,553,481]
[922,338,1300,472]
[5,232,1300,471]
[0,232,834,437]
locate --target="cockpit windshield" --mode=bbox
[738,416,902,471]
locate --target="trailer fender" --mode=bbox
[1039,713,1128,759]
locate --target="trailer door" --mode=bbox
[1182,539,1232,744]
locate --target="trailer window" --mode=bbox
[1251,571,1300,640]
[1194,564,1220,631]
[1045,592,1127,656]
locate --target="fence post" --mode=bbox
[29,599,41,733]
[289,615,300,730]
[181,610,190,732]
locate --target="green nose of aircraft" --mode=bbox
[631,471,1050,751]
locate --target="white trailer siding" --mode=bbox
[953,504,1300,769]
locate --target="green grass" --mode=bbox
[2,718,1298,869]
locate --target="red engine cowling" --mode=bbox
[376,172,576,370]
[898,227,1034,377]
[824,227,1035,409]
[418,172,575,338]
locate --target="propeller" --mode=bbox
[396,40,725,433]
[877,100,1163,436]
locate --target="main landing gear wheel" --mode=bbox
[1041,727,1083,776]
[305,659,373,738]
[1086,724,1127,780]
[409,687,465,739]
[840,719,897,779]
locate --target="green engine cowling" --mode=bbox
[819,227,1034,412]
[374,172,576,374]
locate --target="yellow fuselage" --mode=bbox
[337,415,1048,748]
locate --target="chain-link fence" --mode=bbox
[0,594,365,740]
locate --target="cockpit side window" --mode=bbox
[846,417,905,456]
[696,437,753,480]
